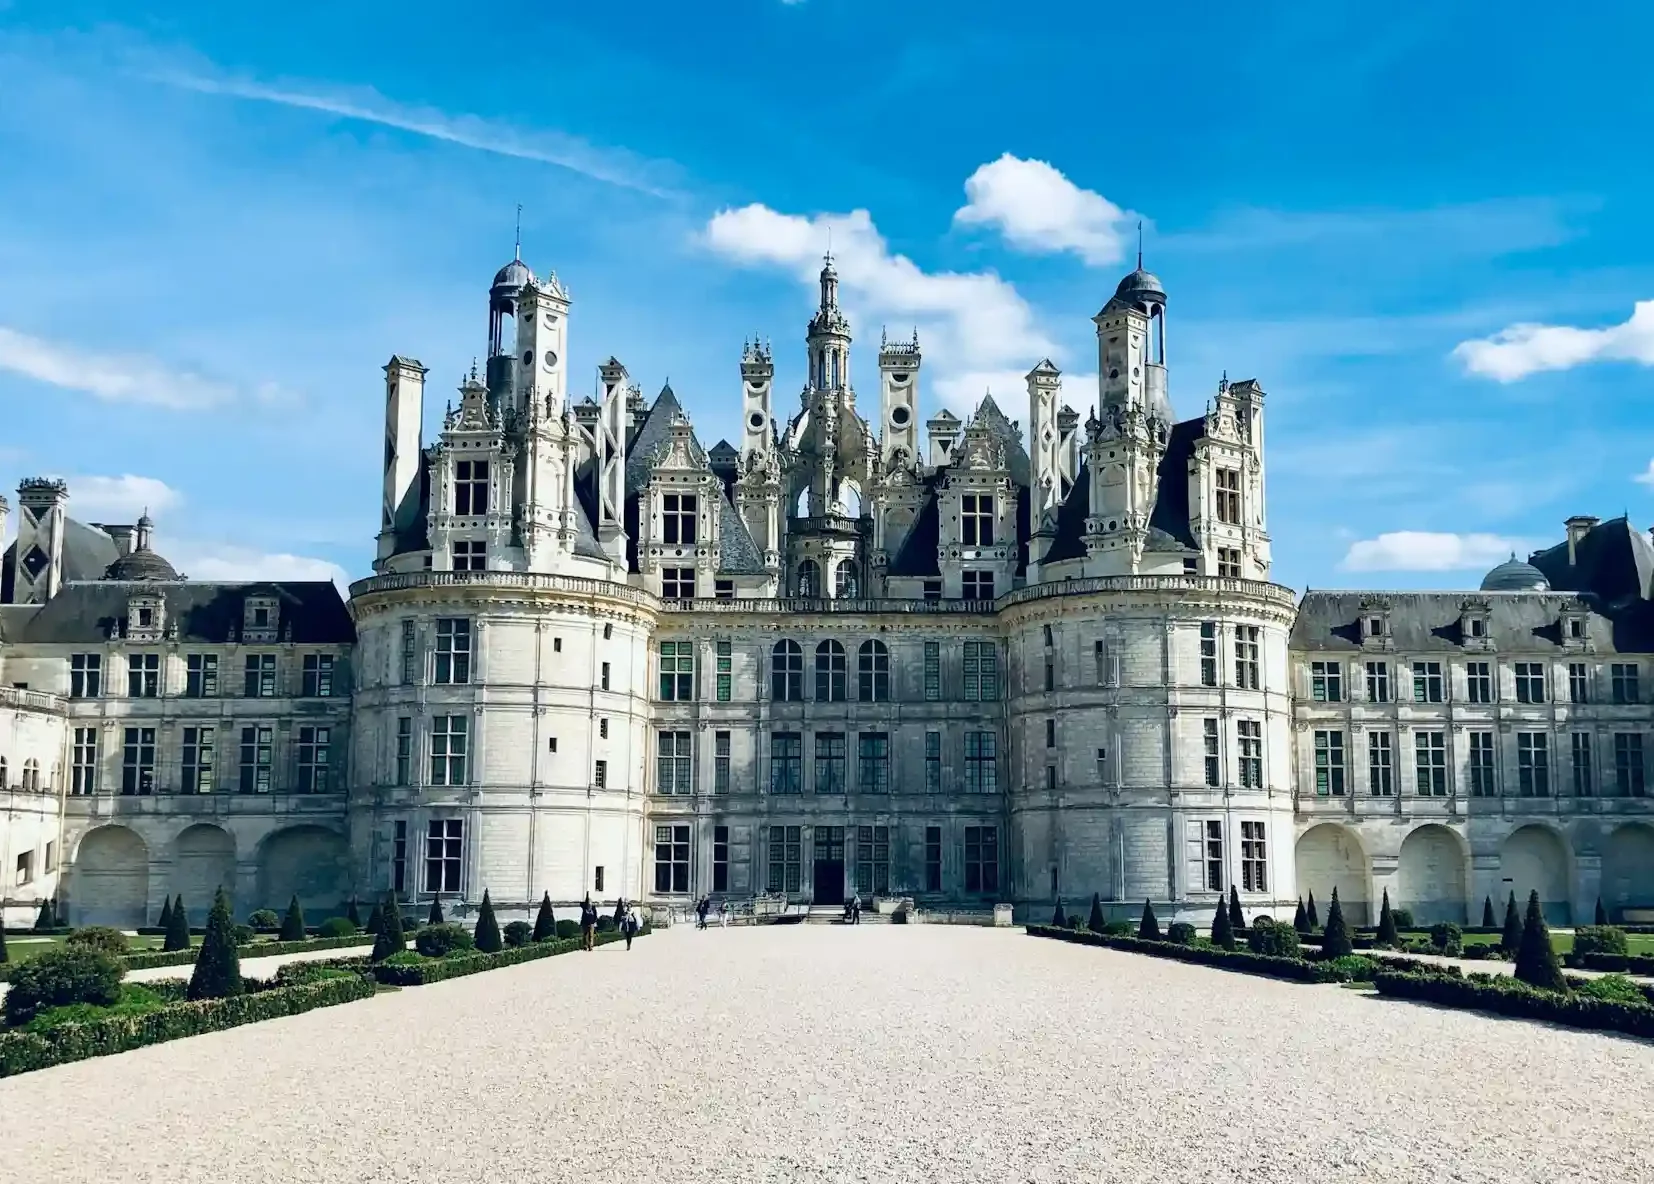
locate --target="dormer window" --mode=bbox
[1358,599,1394,650]
[455,460,489,516]
[244,596,279,643]
[1459,599,1493,650]
[1367,617,1384,639]
[663,493,697,545]
[126,595,164,641]
[254,607,270,627]
[1469,618,1486,638]
[961,494,994,546]
[453,540,487,571]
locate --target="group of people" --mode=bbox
[579,896,642,950]
[694,896,729,929]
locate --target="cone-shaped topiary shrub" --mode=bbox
[34,897,55,932]
[1052,900,1067,927]
[1138,899,1161,941]
[1293,899,1308,934]
[1306,891,1319,930]
[1211,899,1235,950]
[1377,889,1399,947]
[365,900,384,936]
[279,895,307,942]
[188,887,244,1001]
[474,890,502,953]
[532,892,556,942]
[1322,888,1353,958]
[346,896,363,928]
[427,897,445,927]
[371,892,406,963]
[1501,891,1522,952]
[1482,895,1496,928]
[1228,885,1244,931]
[1089,892,1106,934]
[164,894,192,952]
[1596,897,1609,926]
[1513,889,1566,992]
[158,895,174,932]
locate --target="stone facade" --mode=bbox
[2,252,1652,931]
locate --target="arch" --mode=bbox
[171,824,236,924]
[1294,824,1371,925]
[771,639,803,702]
[815,639,847,702]
[1396,824,1467,924]
[835,559,859,599]
[22,758,39,792]
[256,826,349,916]
[70,825,149,928]
[1500,824,1572,924]
[1602,824,1654,917]
[858,639,890,703]
[797,559,821,598]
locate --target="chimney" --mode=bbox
[1564,515,1600,566]
[99,524,136,557]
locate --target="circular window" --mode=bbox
[1109,520,1118,531]
[1109,368,1120,380]
[544,350,558,369]
[891,406,911,427]
[748,412,765,431]
[891,372,910,385]
[522,350,533,365]
[544,313,559,327]
[1132,367,1140,377]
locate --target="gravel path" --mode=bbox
[3,925,1652,1183]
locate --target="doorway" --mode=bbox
[813,826,845,905]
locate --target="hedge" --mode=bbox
[1566,951,1654,975]
[372,928,646,987]
[1372,969,1654,1039]
[1028,924,1346,983]
[0,974,376,1078]
[120,933,376,973]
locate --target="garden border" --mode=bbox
[371,927,648,986]
[0,934,378,981]
[1372,969,1654,1039]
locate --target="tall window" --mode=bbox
[128,653,160,698]
[424,819,463,893]
[1612,663,1640,705]
[714,731,731,794]
[595,759,608,789]
[796,559,821,598]
[657,731,692,795]
[961,570,995,600]
[186,654,218,698]
[121,727,156,795]
[297,726,331,792]
[430,716,469,786]
[395,717,412,786]
[963,641,999,700]
[858,732,889,793]
[1215,468,1241,525]
[1310,661,1342,702]
[716,640,732,702]
[400,620,418,685]
[965,731,997,793]
[661,567,695,599]
[659,641,695,701]
[713,826,730,892]
[857,640,890,702]
[391,821,407,894]
[454,459,489,515]
[1568,663,1590,704]
[1204,820,1224,891]
[434,619,472,685]
[964,826,999,894]
[302,654,335,697]
[815,732,846,793]
[923,641,941,700]
[1217,548,1242,579]
[771,640,803,701]
[1572,732,1594,796]
[924,826,942,892]
[961,493,994,545]
[815,640,847,702]
[1412,662,1444,704]
[925,731,941,793]
[1314,730,1345,796]
[1094,639,1113,686]
[662,493,697,544]
[239,726,273,793]
[654,824,691,893]
[1517,732,1549,796]
[453,540,487,571]
[767,825,802,894]
[1237,720,1262,788]
[71,728,97,795]
[70,653,101,698]
[1045,718,1056,749]
[1240,821,1267,892]
[1199,623,1218,687]
[1468,731,1496,796]
[835,560,858,599]
[182,726,215,794]
[1365,662,1390,703]
[1203,719,1221,787]
[1414,731,1447,795]
[600,661,611,691]
[1614,733,1645,796]
[1233,627,1260,690]
[1368,732,1394,796]
[1515,663,1546,704]
[1466,662,1493,704]
[244,654,277,698]
[770,732,802,794]
[856,826,890,895]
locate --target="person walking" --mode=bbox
[613,897,627,931]
[718,900,729,928]
[851,893,862,925]
[580,896,597,952]
[623,902,639,950]
[696,895,710,930]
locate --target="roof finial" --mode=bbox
[825,224,833,266]
[1136,220,1143,270]
[514,204,522,261]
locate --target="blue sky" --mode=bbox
[0,1,1651,590]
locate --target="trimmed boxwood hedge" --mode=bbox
[0,932,379,982]
[1373,968,1654,1039]
[372,927,646,986]
[0,974,376,1077]
[1566,951,1654,975]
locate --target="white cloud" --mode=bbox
[60,474,182,522]
[167,543,348,587]
[151,70,680,199]
[1634,460,1654,488]
[1339,531,1531,573]
[1452,299,1654,382]
[953,154,1135,266]
[0,326,246,409]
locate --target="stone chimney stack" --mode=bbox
[1564,515,1600,566]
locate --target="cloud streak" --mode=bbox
[1339,530,1534,573]
[1453,299,1654,382]
[60,474,182,521]
[0,325,282,410]
[953,154,1136,266]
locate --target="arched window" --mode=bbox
[771,640,803,702]
[22,758,39,792]
[815,640,847,702]
[1042,623,1053,648]
[858,640,889,702]
[835,559,859,599]
[797,559,821,598]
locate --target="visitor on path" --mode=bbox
[623,903,640,950]
[580,897,597,951]
[613,897,627,930]
[696,895,711,930]
[850,893,862,925]
[718,900,729,928]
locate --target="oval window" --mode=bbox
[749,412,765,431]
[544,350,558,368]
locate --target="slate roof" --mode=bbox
[1288,590,1654,655]
[1041,414,1202,565]
[1528,516,1654,608]
[0,581,355,645]
[887,483,942,578]
[0,518,121,601]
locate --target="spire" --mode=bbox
[514,204,522,261]
[1136,220,1143,269]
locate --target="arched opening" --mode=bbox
[815,640,847,702]
[1294,824,1371,925]
[1500,825,1572,924]
[70,826,149,928]
[1602,824,1654,919]
[858,640,889,703]
[171,824,236,924]
[256,826,350,917]
[1396,824,1467,924]
[835,559,859,599]
[797,559,821,598]
[770,639,803,702]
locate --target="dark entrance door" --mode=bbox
[813,826,845,905]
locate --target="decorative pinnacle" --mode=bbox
[514,204,522,261]
[1136,220,1143,269]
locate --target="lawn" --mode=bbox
[1421,931,1654,956]
[2,934,167,965]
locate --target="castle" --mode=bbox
[1,249,1650,929]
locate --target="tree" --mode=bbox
[474,890,502,954]
[1228,886,1244,931]
[427,897,445,927]
[1293,899,1308,934]
[279,895,307,942]
[371,891,406,962]
[1513,889,1566,992]
[188,887,244,1000]
[1322,887,1353,958]
[1501,891,1522,953]
[533,893,556,942]
[1137,899,1161,941]
[365,900,384,937]
[0,920,8,964]
[1481,895,1496,928]
[1596,897,1609,926]
[164,894,192,952]
[33,897,55,932]
[1088,892,1107,933]
[158,895,174,933]
[346,896,363,929]
[1306,891,1320,930]
[1051,900,1067,927]
[1211,899,1235,950]
[1376,889,1399,947]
